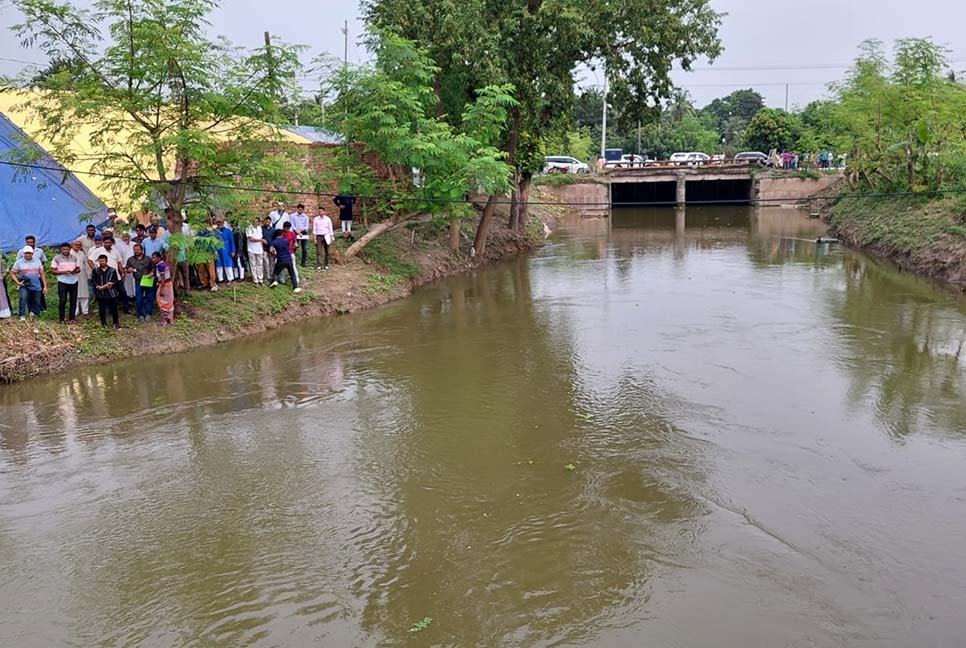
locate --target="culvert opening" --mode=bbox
[611,181,677,207]
[685,179,753,205]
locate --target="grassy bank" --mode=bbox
[828,194,966,290]
[1,215,547,384]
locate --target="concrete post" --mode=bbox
[676,174,686,207]
[751,178,761,205]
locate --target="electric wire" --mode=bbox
[1,158,962,207]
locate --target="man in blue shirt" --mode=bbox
[142,226,168,259]
[290,203,310,268]
[268,231,301,293]
[261,215,276,280]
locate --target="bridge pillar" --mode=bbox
[676,174,687,206]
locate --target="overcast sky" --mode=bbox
[1,0,963,109]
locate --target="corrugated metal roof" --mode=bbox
[282,125,345,144]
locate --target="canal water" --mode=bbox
[2,207,965,647]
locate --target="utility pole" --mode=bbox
[784,83,789,112]
[264,31,277,114]
[341,20,350,175]
[600,68,608,164]
[637,121,642,162]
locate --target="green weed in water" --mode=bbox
[408,617,433,633]
[565,463,576,471]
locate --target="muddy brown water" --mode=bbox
[2,207,966,647]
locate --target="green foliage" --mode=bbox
[361,233,420,280]
[408,617,433,633]
[825,38,966,192]
[533,173,588,187]
[5,0,308,232]
[743,108,803,153]
[326,33,515,232]
[364,0,722,183]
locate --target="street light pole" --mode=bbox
[600,68,608,163]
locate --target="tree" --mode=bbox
[743,107,802,153]
[827,38,966,191]
[365,0,722,238]
[6,0,307,240]
[699,88,763,149]
[328,33,515,258]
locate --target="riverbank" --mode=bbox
[0,211,556,384]
[828,194,966,291]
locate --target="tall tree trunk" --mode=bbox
[472,195,498,256]
[449,218,460,252]
[344,213,428,258]
[516,174,532,233]
[508,184,519,230]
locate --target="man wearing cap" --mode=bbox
[85,233,105,270]
[98,207,123,234]
[16,235,47,264]
[213,216,237,283]
[9,246,48,320]
[291,203,310,268]
[89,235,125,273]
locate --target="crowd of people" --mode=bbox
[0,194,357,326]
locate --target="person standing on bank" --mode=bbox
[230,212,248,282]
[333,192,355,237]
[213,216,236,283]
[126,243,156,322]
[92,254,121,328]
[10,246,48,320]
[260,215,276,281]
[51,242,81,324]
[246,216,266,286]
[0,251,11,319]
[313,205,334,270]
[70,239,91,317]
[291,203,310,268]
[16,235,48,264]
[269,230,301,293]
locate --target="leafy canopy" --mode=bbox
[5,0,308,229]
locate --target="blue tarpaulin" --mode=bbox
[0,111,105,252]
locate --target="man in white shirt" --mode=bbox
[268,202,290,230]
[290,203,310,268]
[88,236,125,275]
[246,216,267,286]
[312,206,334,270]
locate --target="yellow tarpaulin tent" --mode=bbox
[0,88,312,210]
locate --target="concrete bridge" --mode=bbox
[539,167,843,215]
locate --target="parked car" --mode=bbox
[543,156,590,174]
[604,153,650,169]
[734,151,775,167]
[669,152,710,166]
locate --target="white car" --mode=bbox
[543,156,590,174]
[669,152,710,166]
[607,154,650,168]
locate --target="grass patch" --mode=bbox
[830,194,966,253]
[365,271,403,295]
[360,235,420,280]
[533,173,595,187]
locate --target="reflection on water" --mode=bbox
[2,206,966,646]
